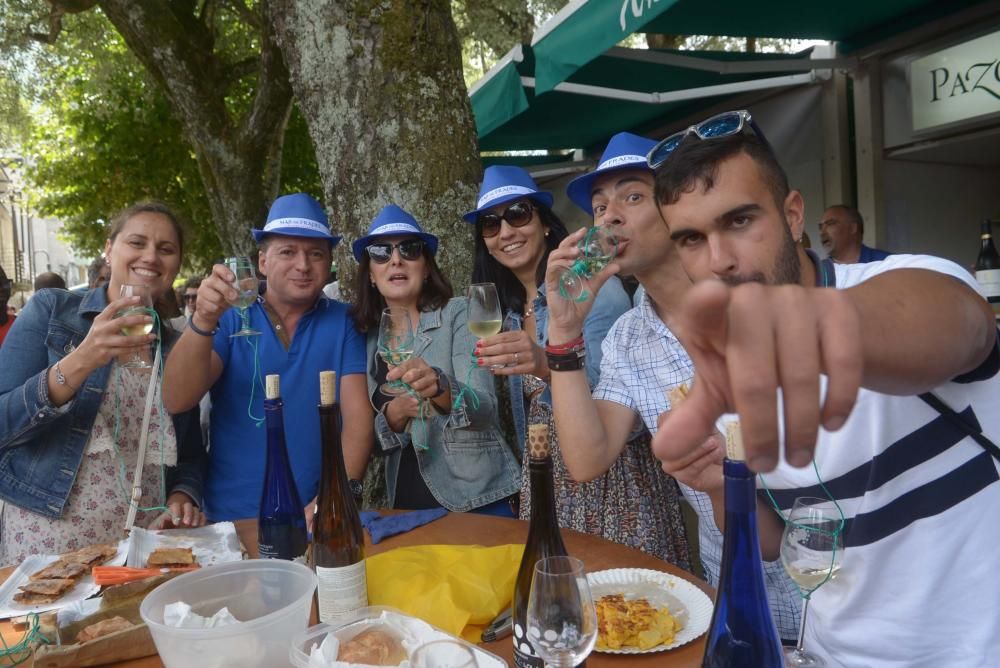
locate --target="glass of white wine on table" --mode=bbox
[377,307,415,397]
[780,496,845,668]
[116,283,155,369]
[466,282,504,368]
[225,256,261,337]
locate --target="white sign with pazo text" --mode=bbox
[911,30,1000,132]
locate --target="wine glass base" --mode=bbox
[230,329,261,337]
[380,382,408,397]
[784,646,827,667]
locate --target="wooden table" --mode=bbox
[2,513,713,667]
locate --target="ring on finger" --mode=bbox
[513,352,519,364]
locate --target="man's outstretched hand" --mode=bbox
[651,280,862,472]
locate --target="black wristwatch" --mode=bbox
[430,366,447,398]
[349,479,363,502]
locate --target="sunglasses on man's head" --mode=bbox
[477,200,535,239]
[646,110,770,169]
[367,239,424,264]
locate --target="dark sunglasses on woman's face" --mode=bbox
[477,200,534,239]
[367,239,424,264]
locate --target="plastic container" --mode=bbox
[140,559,317,668]
[290,606,508,667]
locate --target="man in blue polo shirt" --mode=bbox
[163,193,372,521]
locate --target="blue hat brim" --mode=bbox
[462,191,554,224]
[252,228,342,247]
[566,164,651,215]
[351,231,439,262]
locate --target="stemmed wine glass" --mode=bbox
[780,497,845,668]
[526,556,598,668]
[466,283,504,369]
[225,256,260,337]
[117,284,156,369]
[410,639,479,668]
[557,227,618,302]
[377,308,415,396]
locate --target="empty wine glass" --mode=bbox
[377,308,415,396]
[557,227,618,302]
[411,639,479,668]
[116,283,156,369]
[467,283,504,369]
[780,497,845,668]
[225,256,260,337]
[526,556,597,668]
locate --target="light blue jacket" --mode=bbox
[0,288,205,518]
[507,276,631,454]
[366,298,520,511]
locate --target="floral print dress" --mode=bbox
[517,375,691,570]
[0,367,176,566]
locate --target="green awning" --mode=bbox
[531,0,985,94]
[471,45,811,152]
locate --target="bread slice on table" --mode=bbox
[60,543,119,568]
[13,578,77,605]
[146,547,195,568]
[29,560,88,582]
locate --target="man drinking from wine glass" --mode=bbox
[545,131,801,643]
[163,193,373,523]
[647,110,1000,667]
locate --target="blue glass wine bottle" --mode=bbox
[702,422,784,667]
[258,373,308,562]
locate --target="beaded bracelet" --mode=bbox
[187,317,218,337]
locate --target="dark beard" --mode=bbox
[720,220,801,287]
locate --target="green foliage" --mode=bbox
[4,2,320,271]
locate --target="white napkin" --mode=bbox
[163,601,241,629]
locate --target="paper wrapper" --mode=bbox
[126,522,243,568]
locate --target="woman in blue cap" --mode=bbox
[0,202,206,566]
[467,166,653,538]
[350,204,520,515]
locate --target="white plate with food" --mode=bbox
[0,541,128,619]
[587,567,713,654]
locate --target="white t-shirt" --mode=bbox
[760,254,1000,667]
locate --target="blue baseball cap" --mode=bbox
[352,204,439,262]
[463,165,554,223]
[251,193,342,246]
[566,132,658,214]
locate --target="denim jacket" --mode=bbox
[507,276,631,454]
[0,288,206,519]
[367,298,520,512]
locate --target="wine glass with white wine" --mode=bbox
[526,556,598,668]
[225,256,261,337]
[117,283,155,369]
[466,283,504,369]
[780,497,845,668]
[377,308,415,396]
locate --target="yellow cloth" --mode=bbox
[366,543,524,642]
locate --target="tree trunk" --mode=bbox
[94,0,294,257]
[268,0,481,293]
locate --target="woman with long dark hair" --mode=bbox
[351,205,519,515]
[0,202,206,566]
[469,166,689,566]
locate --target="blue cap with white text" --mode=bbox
[252,192,342,246]
[566,132,658,214]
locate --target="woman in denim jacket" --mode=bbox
[467,167,690,566]
[0,202,206,566]
[350,205,519,515]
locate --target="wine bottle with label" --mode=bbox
[258,374,308,562]
[311,370,368,622]
[702,422,784,667]
[512,424,568,668]
[976,219,1000,318]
